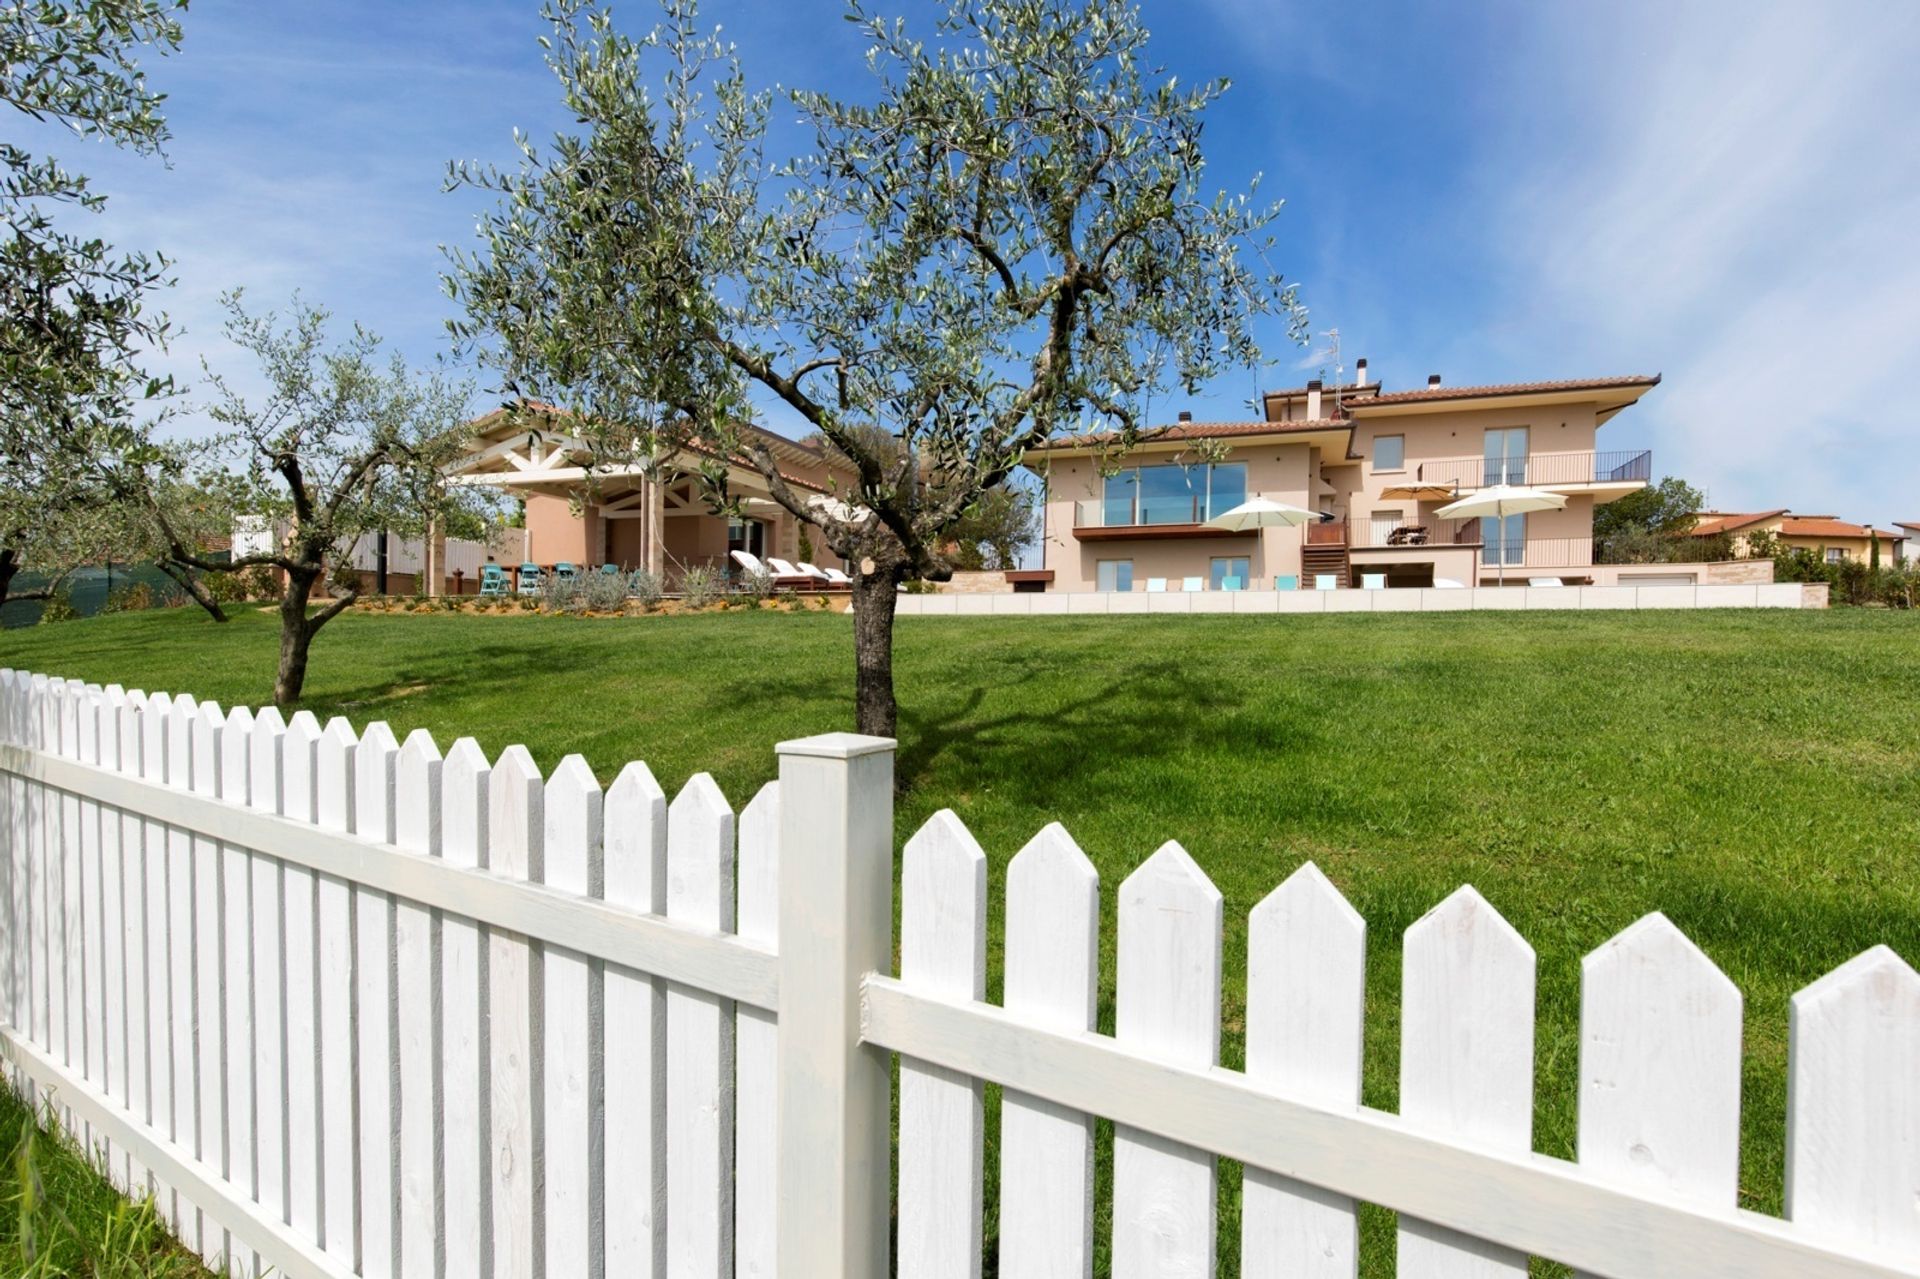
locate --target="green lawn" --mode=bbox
[4,605,1917,1275]
[0,1086,213,1277]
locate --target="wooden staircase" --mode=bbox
[1301,542,1350,588]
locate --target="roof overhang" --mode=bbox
[1348,381,1659,420]
[1024,425,1353,465]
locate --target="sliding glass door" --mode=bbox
[1483,427,1529,486]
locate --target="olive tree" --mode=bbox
[154,294,476,704]
[0,0,186,605]
[447,0,1302,737]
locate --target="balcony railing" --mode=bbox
[1073,494,1241,529]
[1415,449,1652,491]
[1481,536,1595,569]
[1348,516,1480,549]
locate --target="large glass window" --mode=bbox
[1374,434,1405,471]
[1101,470,1137,527]
[1096,559,1135,591]
[1206,463,1247,519]
[1482,512,1526,564]
[1101,462,1246,525]
[1483,427,1529,486]
[1209,556,1250,590]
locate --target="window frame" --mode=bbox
[1096,558,1135,592]
[1373,433,1405,472]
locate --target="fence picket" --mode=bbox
[487,744,543,1279]
[95,688,129,1188]
[1575,911,1741,1277]
[998,823,1098,1279]
[116,689,152,1201]
[165,693,202,1251]
[315,717,359,1266]
[665,773,735,1276]
[393,729,442,1279]
[1398,885,1536,1278]
[248,707,288,1238]
[1113,841,1223,1279]
[543,755,601,1279]
[281,710,323,1247]
[1786,946,1920,1253]
[76,689,105,1164]
[734,782,779,1277]
[190,701,229,1269]
[0,671,16,1036]
[603,760,667,1277]
[898,806,990,1275]
[439,738,489,1279]
[52,684,76,1097]
[1244,861,1366,1279]
[355,722,400,1279]
[58,682,84,1136]
[219,706,256,1279]
[899,810,988,1279]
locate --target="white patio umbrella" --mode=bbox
[1206,497,1318,588]
[1436,484,1568,586]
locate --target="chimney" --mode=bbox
[1306,378,1323,419]
[1354,357,1368,387]
[1427,373,1442,388]
[1177,410,1193,422]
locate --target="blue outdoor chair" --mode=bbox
[554,562,578,582]
[479,564,510,597]
[517,563,544,595]
[1273,574,1299,591]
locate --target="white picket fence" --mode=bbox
[0,666,1915,1278]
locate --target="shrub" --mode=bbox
[238,564,279,600]
[681,564,723,608]
[201,570,249,603]
[740,565,775,602]
[540,572,585,614]
[102,582,156,614]
[902,578,937,594]
[628,569,663,611]
[36,590,77,624]
[584,570,629,612]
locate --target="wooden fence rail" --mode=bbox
[0,666,1914,1277]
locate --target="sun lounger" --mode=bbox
[1529,577,1563,588]
[731,550,814,590]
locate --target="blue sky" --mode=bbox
[38,0,1920,524]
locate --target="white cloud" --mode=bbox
[1480,0,1920,520]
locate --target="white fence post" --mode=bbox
[773,732,896,1279]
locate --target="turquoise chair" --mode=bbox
[600,563,621,577]
[1221,576,1244,592]
[517,563,544,595]
[554,562,578,582]
[1273,574,1299,591]
[479,564,510,597]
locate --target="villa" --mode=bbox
[1022,364,1666,591]
[444,406,861,585]
[1688,510,1908,564]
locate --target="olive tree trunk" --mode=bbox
[850,568,901,739]
[155,559,229,622]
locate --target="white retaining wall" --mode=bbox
[898,582,1825,616]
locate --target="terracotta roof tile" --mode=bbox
[1690,509,1788,537]
[1030,418,1351,451]
[1337,374,1661,407]
[1776,517,1906,541]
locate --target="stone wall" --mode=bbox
[938,570,1011,594]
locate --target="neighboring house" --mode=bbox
[443,405,861,585]
[1688,511,1907,565]
[1024,365,1660,590]
[1896,522,1919,563]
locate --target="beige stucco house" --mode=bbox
[1024,365,1661,591]
[1688,511,1907,565]
[444,406,860,585]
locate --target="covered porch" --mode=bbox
[444,415,850,590]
